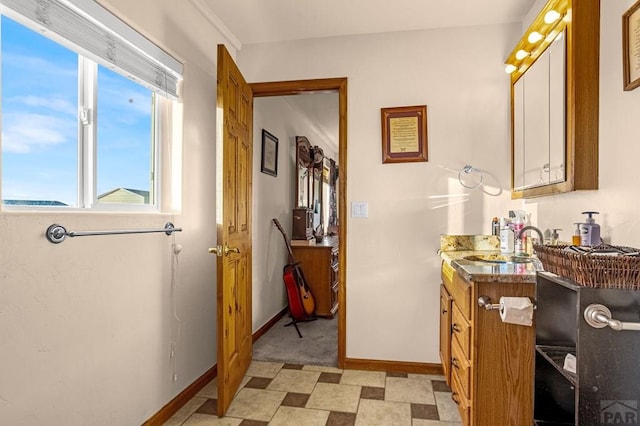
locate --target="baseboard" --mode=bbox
[142,365,217,425]
[253,307,288,342]
[344,357,443,375]
[144,308,289,424]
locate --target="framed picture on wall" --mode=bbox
[623,0,640,91]
[381,105,428,164]
[261,129,279,176]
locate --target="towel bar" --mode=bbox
[46,222,182,244]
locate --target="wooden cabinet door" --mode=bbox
[440,284,453,385]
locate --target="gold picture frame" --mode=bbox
[623,0,640,91]
[381,105,428,164]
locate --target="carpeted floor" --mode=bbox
[252,314,337,366]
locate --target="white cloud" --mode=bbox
[10,95,77,116]
[1,112,74,154]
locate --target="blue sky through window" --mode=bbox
[1,15,153,206]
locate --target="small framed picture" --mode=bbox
[381,105,428,164]
[623,0,640,91]
[261,129,278,176]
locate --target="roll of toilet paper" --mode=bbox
[499,297,534,326]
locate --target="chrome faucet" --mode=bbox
[517,225,544,245]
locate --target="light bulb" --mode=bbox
[528,31,543,43]
[544,10,561,24]
[515,49,529,60]
[505,64,517,74]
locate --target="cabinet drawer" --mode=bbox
[451,338,471,399]
[450,272,472,319]
[452,303,471,359]
[451,370,471,426]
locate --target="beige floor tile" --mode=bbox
[434,391,462,422]
[385,376,435,404]
[306,382,361,413]
[246,360,283,378]
[269,406,330,426]
[340,369,386,387]
[164,396,208,426]
[182,413,243,425]
[408,374,446,382]
[225,387,286,422]
[355,399,412,425]
[412,420,462,426]
[302,365,343,374]
[197,378,218,399]
[267,368,321,394]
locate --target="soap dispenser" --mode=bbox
[572,223,582,246]
[579,211,601,247]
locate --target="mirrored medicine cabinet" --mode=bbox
[507,0,600,198]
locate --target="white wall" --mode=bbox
[0,0,235,424]
[525,1,640,245]
[252,94,339,331]
[239,24,521,363]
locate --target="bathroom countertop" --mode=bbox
[440,249,537,284]
[439,235,537,283]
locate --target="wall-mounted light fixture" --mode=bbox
[503,0,570,77]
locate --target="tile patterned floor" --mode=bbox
[165,361,462,425]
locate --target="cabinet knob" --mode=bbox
[452,323,462,333]
[452,392,460,405]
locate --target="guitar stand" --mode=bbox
[284,315,317,338]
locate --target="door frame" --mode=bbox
[250,78,348,367]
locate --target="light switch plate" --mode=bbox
[351,202,368,218]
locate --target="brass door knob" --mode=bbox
[208,245,223,257]
[224,245,240,255]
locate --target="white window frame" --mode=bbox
[0,0,182,212]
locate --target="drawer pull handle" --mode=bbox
[452,323,462,333]
[442,308,448,314]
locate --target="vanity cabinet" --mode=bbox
[534,272,640,425]
[440,261,535,426]
[291,237,339,318]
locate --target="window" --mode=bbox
[0,0,182,209]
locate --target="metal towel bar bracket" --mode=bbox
[583,304,640,331]
[46,222,182,244]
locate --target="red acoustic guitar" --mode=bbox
[273,218,316,318]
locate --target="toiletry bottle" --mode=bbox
[500,218,514,254]
[491,217,500,236]
[572,223,582,246]
[551,228,562,245]
[513,211,526,256]
[579,211,601,247]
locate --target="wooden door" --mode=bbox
[214,44,253,417]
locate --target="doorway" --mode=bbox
[250,78,348,368]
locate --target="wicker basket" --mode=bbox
[533,244,640,290]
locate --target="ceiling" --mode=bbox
[202,0,536,46]
[206,0,537,155]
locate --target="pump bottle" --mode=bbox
[579,211,601,247]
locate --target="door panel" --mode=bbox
[216,44,253,417]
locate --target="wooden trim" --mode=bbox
[344,357,444,375]
[251,77,348,97]
[253,307,288,342]
[142,365,217,426]
[250,77,348,370]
